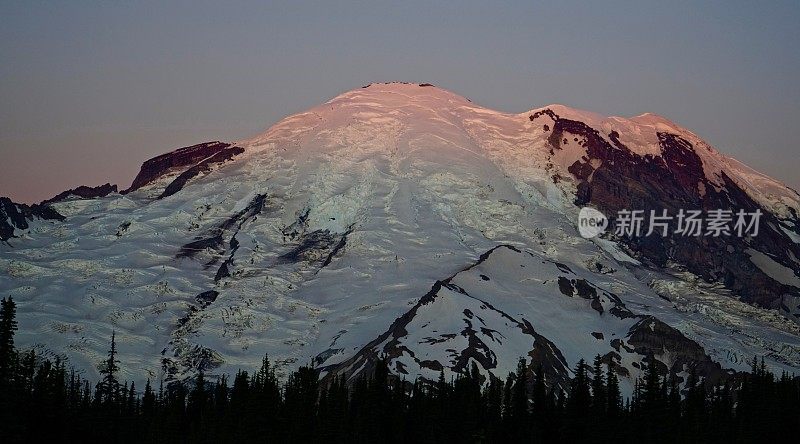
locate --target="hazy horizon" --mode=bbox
[2,0,799,203]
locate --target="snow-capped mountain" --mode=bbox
[2,82,799,394]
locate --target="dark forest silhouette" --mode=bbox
[1,296,798,443]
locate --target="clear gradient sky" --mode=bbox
[1,0,798,203]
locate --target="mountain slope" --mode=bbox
[1,82,798,392]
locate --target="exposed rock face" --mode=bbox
[543,112,800,316]
[41,183,118,205]
[159,145,244,198]
[1,183,116,241]
[321,245,731,392]
[625,316,729,384]
[0,197,64,242]
[123,141,235,193]
[177,193,268,272]
[321,278,576,391]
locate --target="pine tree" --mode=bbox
[319,374,348,441]
[431,368,451,440]
[5,295,800,444]
[127,381,136,414]
[684,366,706,440]
[568,359,591,411]
[636,354,667,441]
[97,331,120,405]
[564,359,591,441]
[502,372,513,422]
[667,373,681,424]
[81,380,92,409]
[283,365,319,442]
[0,297,18,385]
[591,354,606,416]
[529,364,548,441]
[531,364,547,414]
[142,379,156,416]
[606,367,621,417]
[483,375,503,440]
[510,358,529,424]
[639,354,662,414]
[213,374,229,416]
[188,368,207,421]
[19,349,36,395]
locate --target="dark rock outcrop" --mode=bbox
[42,183,118,205]
[123,141,235,194]
[547,115,800,315]
[626,316,730,385]
[278,230,339,264]
[195,290,219,309]
[178,194,268,282]
[0,197,65,242]
[529,108,560,122]
[159,145,244,198]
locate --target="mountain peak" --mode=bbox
[327,81,475,107]
[241,82,479,148]
[4,82,800,392]
[237,83,797,215]
[628,111,682,130]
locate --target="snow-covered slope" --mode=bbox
[1,82,798,393]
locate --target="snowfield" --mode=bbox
[2,83,799,394]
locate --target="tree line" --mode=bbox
[1,296,798,443]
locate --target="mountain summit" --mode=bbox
[2,82,799,393]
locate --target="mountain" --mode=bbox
[1,82,799,394]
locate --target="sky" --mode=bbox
[1,0,799,203]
